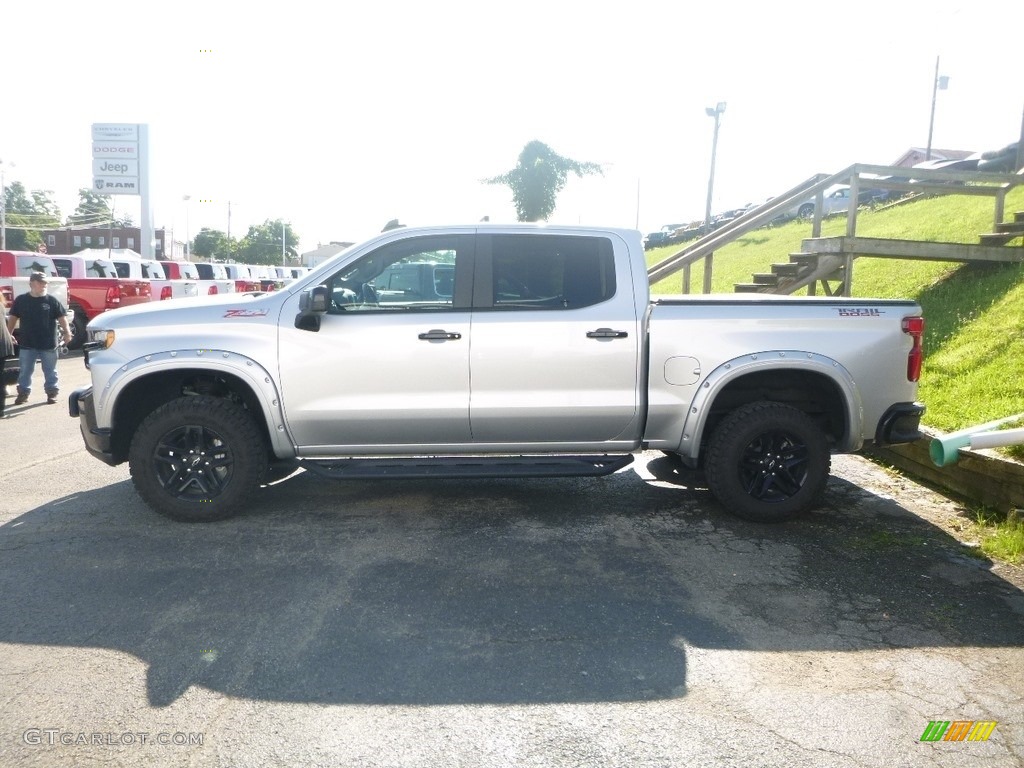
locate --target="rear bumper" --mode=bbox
[69,386,118,466]
[874,401,926,446]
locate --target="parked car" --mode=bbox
[223,264,262,292]
[778,185,856,221]
[163,259,234,296]
[976,142,1019,173]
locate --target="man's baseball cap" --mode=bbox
[29,271,48,282]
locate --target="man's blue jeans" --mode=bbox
[17,347,59,396]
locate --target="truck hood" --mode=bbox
[87,290,280,329]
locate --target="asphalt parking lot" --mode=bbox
[1,354,1022,767]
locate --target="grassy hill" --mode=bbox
[644,186,1024,434]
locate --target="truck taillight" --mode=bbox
[160,286,173,300]
[208,285,218,295]
[902,316,924,382]
[105,286,121,307]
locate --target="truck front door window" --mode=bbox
[324,236,468,313]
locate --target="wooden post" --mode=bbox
[847,174,860,238]
[702,253,713,294]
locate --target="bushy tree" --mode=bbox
[235,219,300,266]
[192,227,235,261]
[485,140,602,222]
[68,188,133,227]
[2,181,62,250]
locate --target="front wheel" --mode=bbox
[128,396,267,522]
[705,401,830,523]
[798,203,815,219]
[68,307,88,350]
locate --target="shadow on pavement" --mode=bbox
[1,458,1021,708]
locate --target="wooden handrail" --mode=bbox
[647,163,1024,291]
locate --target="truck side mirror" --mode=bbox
[295,284,328,331]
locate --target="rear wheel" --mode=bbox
[798,203,815,219]
[705,401,830,523]
[129,396,267,522]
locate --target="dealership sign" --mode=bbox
[91,123,142,196]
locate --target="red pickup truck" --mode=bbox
[50,254,151,349]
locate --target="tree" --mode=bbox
[235,219,300,266]
[484,140,602,222]
[68,188,134,227]
[192,228,235,262]
[2,181,62,251]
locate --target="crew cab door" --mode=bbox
[468,232,643,446]
[279,233,474,453]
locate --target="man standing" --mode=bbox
[7,272,72,405]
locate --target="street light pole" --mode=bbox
[925,56,949,161]
[703,102,726,294]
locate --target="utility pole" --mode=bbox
[226,200,232,262]
[0,159,12,250]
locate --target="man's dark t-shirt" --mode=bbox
[10,293,66,350]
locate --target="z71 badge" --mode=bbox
[223,309,269,318]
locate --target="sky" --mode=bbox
[2,0,1022,254]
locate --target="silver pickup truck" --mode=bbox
[70,224,925,523]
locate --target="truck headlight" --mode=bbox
[85,329,116,350]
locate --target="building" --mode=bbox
[40,227,186,259]
[889,147,974,169]
[301,241,354,269]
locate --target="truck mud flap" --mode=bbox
[301,454,634,480]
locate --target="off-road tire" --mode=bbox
[69,307,88,350]
[129,396,267,522]
[705,401,830,523]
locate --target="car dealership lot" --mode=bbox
[1,356,1022,767]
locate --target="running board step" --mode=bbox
[301,454,634,480]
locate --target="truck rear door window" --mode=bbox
[488,234,615,310]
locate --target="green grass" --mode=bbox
[645,186,1024,434]
[960,508,1024,565]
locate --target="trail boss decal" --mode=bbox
[836,307,884,317]
[223,308,269,318]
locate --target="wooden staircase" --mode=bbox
[734,210,1024,296]
[979,210,1024,246]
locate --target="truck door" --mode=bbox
[279,234,475,452]
[469,232,642,446]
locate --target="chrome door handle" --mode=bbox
[418,329,462,341]
[586,328,628,339]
